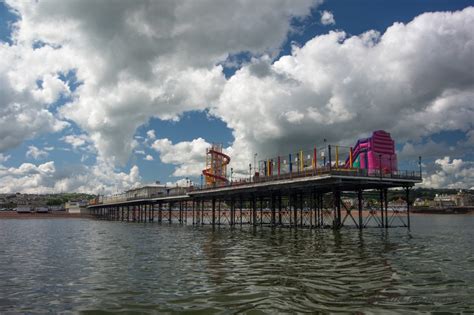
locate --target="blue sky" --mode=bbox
[0,0,473,193]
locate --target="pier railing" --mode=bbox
[195,167,421,192]
[95,167,421,205]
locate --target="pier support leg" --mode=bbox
[240,196,243,226]
[384,189,389,228]
[218,199,221,225]
[278,194,282,226]
[320,194,324,227]
[192,200,195,225]
[358,189,363,229]
[271,194,276,226]
[185,201,188,224]
[379,189,384,228]
[290,194,298,228]
[168,202,172,224]
[405,187,411,230]
[158,203,162,223]
[230,198,235,226]
[252,195,257,226]
[201,199,204,225]
[300,193,304,227]
[212,198,216,226]
[333,189,341,228]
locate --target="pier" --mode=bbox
[88,167,421,229]
[89,131,422,229]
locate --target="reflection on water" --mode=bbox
[0,215,473,313]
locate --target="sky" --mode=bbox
[0,0,473,194]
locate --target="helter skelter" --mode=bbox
[202,143,231,187]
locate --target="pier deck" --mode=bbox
[89,169,421,229]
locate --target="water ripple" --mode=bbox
[0,216,473,313]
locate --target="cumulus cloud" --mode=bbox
[0,161,57,194]
[320,10,335,25]
[1,2,473,192]
[144,154,154,161]
[0,153,10,164]
[422,157,474,189]
[212,8,474,175]
[151,137,215,176]
[146,130,156,140]
[26,145,48,160]
[60,134,91,150]
[0,36,73,153]
[165,178,194,187]
[399,141,452,161]
[0,160,141,194]
[4,0,319,165]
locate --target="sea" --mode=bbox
[0,214,473,313]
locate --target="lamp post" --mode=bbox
[230,167,233,185]
[200,174,203,189]
[323,138,327,167]
[418,156,422,178]
[379,154,382,178]
[254,153,258,173]
[249,163,252,181]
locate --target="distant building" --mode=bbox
[125,185,189,200]
[125,185,168,200]
[432,194,457,208]
[430,191,473,208]
[452,190,474,207]
[413,198,429,207]
[65,200,89,214]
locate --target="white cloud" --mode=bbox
[320,10,335,25]
[151,137,213,176]
[60,134,94,152]
[26,145,48,160]
[1,3,473,193]
[0,153,11,164]
[3,0,319,165]
[0,160,142,194]
[0,41,72,153]
[134,150,145,155]
[399,140,456,161]
[212,8,474,173]
[146,130,156,140]
[422,156,474,189]
[165,178,194,187]
[0,161,57,194]
[144,154,154,161]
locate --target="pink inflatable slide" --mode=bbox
[345,130,397,173]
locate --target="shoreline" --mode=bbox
[0,211,93,219]
[1,209,472,220]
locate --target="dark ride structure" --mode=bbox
[88,131,422,230]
